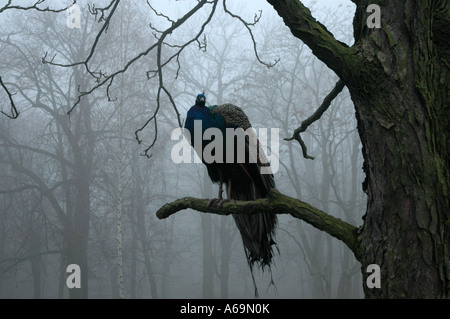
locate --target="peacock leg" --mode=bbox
[208,177,231,207]
[218,176,223,200]
[208,175,224,207]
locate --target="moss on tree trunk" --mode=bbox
[348,0,450,298]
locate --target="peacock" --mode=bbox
[184,93,278,293]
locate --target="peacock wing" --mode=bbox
[211,104,274,183]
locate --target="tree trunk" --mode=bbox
[116,83,125,300]
[201,171,215,298]
[337,134,363,298]
[67,177,90,299]
[219,218,233,299]
[267,0,449,298]
[66,95,93,299]
[355,84,449,298]
[29,229,41,299]
[350,1,449,298]
[129,222,138,299]
[136,204,159,299]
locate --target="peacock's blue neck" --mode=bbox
[185,105,227,147]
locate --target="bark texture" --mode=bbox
[350,0,450,298]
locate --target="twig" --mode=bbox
[285,79,345,159]
[0,0,76,13]
[223,0,279,68]
[0,76,19,119]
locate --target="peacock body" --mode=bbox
[185,95,278,292]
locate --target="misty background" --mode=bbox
[0,0,366,298]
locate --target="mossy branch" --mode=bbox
[266,0,357,79]
[156,189,362,260]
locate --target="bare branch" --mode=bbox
[42,0,121,83]
[135,0,219,157]
[223,0,279,68]
[266,0,356,79]
[0,76,19,119]
[146,0,176,26]
[285,79,345,159]
[0,0,76,13]
[88,0,117,22]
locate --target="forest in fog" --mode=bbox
[0,0,367,298]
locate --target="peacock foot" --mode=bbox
[207,198,231,208]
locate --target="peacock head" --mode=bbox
[195,93,206,107]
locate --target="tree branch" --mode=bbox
[135,0,218,158]
[42,0,122,109]
[0,0,76,13]
[0,76,19,119]
[266,0,356,79]
[285,79,345,159]
[223,0,279,68]
[156,189,361,260]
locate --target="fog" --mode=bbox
[0,0,365,299]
